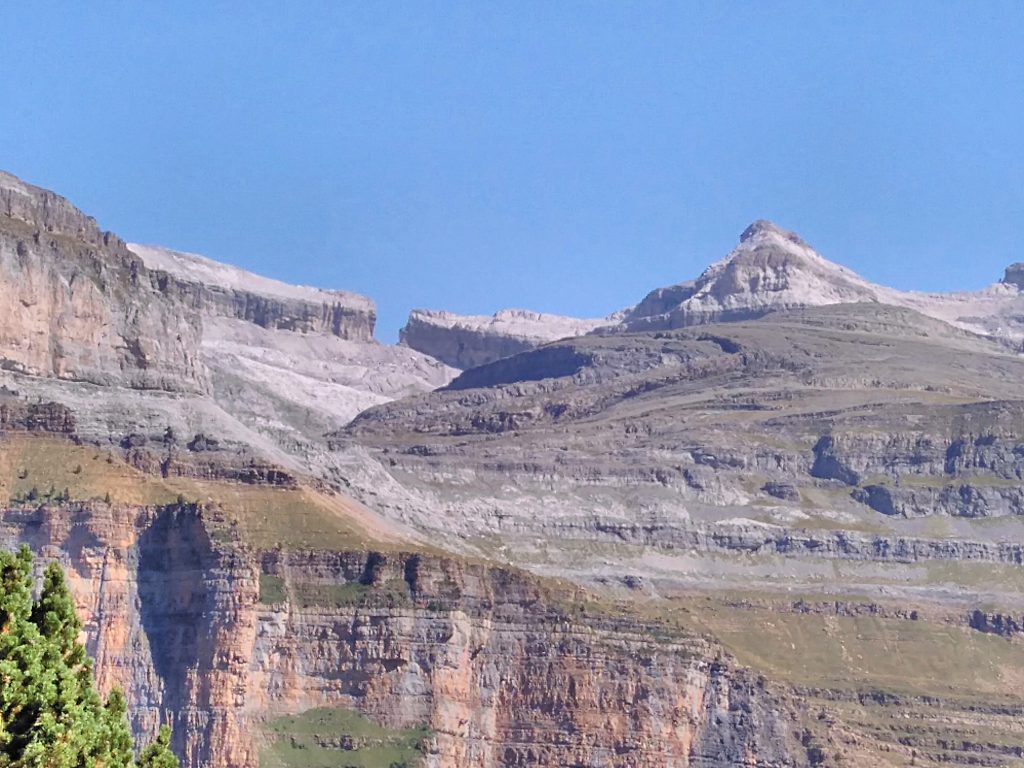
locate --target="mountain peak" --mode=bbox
[1002,263,1024,291]
[739,220,808,248]
[619,220,882,331]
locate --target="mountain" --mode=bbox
[128,243,455,439]
[2,169,1024,767]
[401,219,1024,369]
[618,220,889,330]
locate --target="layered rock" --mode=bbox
[1002,262,1024,290]
[127,243,455,437]
[340,303,1024,605]
[0,390,75,433]
[0,495,817,768]
[618,220,889,331]
[9,169,1024,768]
[400,308,609,370]
[0,172,207,392]
[129,244,376,341]
[0,170,454,467]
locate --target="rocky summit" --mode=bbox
[400,219,1024,367]
[3,170,1024,768]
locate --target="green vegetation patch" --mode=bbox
[677,601,1024,700]
[259,574,287,605]
[261,706,428,768]
[257,576,414,610]
[293,579,411,609]
[0,435,386,552]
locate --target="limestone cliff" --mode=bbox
[0,497,814,768]
[0,172,207,392]
[128,244,376,342]
[401,308,609,370]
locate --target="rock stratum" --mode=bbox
[129,243,376,341]
[400,308,610,369]
[1,170,1024,767]
[0,171,207,392]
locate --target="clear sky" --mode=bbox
[2,2,1022,340]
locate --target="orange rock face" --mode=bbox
[3,502,806,768]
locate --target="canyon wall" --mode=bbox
[0,496,812,768]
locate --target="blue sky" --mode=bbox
[2,2,1023,340]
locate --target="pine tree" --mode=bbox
[0,549,180,768]
[138,726,178,768]
[0,546,46,762]
[101,689,136,768]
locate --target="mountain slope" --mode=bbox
[618,220,892,329]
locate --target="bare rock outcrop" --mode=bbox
[129,243,376,341]
[617,220,888,331]
[1002,262,1024,290]
[400,308,609,370]
[0,172,208,392]
[617,220,1024,345]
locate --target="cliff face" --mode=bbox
[0,170,453,465]
[125,244,455,436]
[401,309,608,370]
[0,497,811,768]
[129,244,377,342]
[251,550,803,768]
[0,172,208,393]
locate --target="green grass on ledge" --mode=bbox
[260,706,428,768]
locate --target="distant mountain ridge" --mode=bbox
[401,219,1024,367]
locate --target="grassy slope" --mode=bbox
[261,707,428,768]
[0,434,377,551]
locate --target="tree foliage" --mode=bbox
[0,547,179,768]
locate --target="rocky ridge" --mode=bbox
[402,220,1024,368]
[129,243,376,341]
[400,308,610,369]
